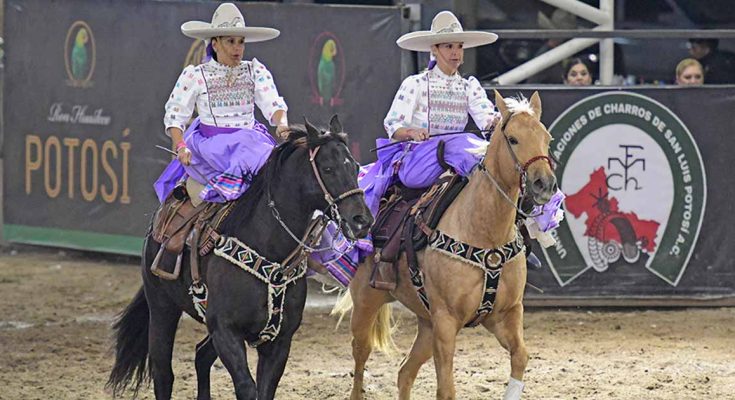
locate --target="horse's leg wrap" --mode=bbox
[502,377,525,400]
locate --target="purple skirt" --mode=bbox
[360,134,485,216]
[311,133,485,285]
[154,118,275,203]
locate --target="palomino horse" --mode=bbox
[107,117,373,400]
[336,91,557,400]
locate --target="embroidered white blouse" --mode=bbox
[164,58,287,134]
[383,68,497,139]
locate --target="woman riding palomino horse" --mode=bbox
[340,90,556,400]
[358,10,543,270]
[360,11,500,216]
[108,4,373,400]
[335,11,558,400]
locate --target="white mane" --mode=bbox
[466,95,538,156]
[504,96,535,116]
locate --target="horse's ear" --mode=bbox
[493,89,510,121]
[303,117,321,140]
[329,114,343,134]
[530,91,542,120]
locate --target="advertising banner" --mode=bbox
[508,87,734,300]
[3,0,405,254]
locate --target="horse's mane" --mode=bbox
[218,125,347,235]
[504,95,535,116]
[467,96,536,156]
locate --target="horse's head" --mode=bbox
[490,90,557,205]
[289,115,373,240]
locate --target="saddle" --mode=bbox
[369,173,468,290]
[150,183,234,281]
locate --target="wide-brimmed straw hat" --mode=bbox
[397,11,497,52]
[537,9,578,30]
[181,3,279,43]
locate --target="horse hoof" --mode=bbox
[527,252,543,269]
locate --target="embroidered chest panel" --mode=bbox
[426,75,468,133]
[201,63,255,112]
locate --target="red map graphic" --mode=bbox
[565,168,660,252]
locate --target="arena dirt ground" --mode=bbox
[0,248,733,400]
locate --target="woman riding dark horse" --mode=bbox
[109,5,372,399]
[107,119,372,400]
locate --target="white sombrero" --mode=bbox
[181,3,280,43]
[397,11,497,52]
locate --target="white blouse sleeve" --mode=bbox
[466,76,498,130]
[163,65,202,135]
[252,58,288,126]
[383,75,421,139]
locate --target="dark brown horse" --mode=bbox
[108,117,372,400]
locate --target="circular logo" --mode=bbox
[64,21,96,87]
[542,92,706,287]
[309,32,346,107]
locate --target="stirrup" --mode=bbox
[150,240,183,280]
[369,260,397,291]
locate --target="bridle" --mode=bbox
[308,146,365,216]
[267,139,365,252]
[477,112,555,218]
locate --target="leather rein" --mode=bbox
[266,141,364,252]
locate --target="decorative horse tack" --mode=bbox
[214,234,311,347]
[198,143,362,347]
[410,227,525,327]
[191,215,327,346]
[268,142,365,251]
[492,112,555,219]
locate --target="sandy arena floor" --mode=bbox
[0,248,733,400]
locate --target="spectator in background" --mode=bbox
[675,58,704,85]
[526,9,626,85]
[688,39,735,84]
[562,58,593,86]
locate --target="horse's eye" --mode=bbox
[323,167,333,174]
[508,136,519,145]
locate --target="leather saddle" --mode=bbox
[369,172,468,291]
[150,184,234,281]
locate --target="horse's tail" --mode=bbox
[107,286,150,397]
[371,303,398,356]
[330,289,354,327]
[330,291,399,356]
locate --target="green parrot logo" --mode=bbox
[310,33,344,107]
[71,28,89,80]
[318,39,337,107]
[65,21,95,87]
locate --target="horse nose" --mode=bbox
[352,214,373,230]
[532,175,556,194]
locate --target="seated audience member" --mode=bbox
[687,38,735,84]
[562,58,593,86]
[675,58,704,85]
